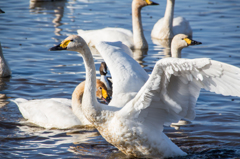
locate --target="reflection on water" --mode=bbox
[132,49,148,67]
[152,37,172,57]
[29,0,66,36]
[0,78,10,108]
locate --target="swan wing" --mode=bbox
[77,27,134,50]
[96,41,149,106]
[118,58,240,131]
[12,98,81,129]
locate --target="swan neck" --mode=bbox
[171,45,182,58]
[78,45,100,122]
[163,0,175,38]
[132,1,148,49]
[71,81,84,113]
[100,75,111,90]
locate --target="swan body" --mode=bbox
[49,35,240,158]
[0,43,11,78]
[151,0,192,39]
[77,0,159,51]
[12,80,109,129]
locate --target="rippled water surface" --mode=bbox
[0,0,240,158]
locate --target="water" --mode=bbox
[0,0,240,158]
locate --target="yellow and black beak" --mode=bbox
[146,0,159,5]
[49,40,71,51]
[101,88,111,104]
[184,38,202,46]
[49,43,67,51]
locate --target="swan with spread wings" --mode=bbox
[49,35,240,158]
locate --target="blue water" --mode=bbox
[0,0,240,158]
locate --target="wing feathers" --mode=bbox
[119,58,240,130]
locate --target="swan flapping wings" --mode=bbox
[119,58,240,130]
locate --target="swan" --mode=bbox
[49,35,240,158]
[0,43,11,78]
[99,62,112,96]
[77,0,159,51]
[12,79,110,129]
[151,0,192,40]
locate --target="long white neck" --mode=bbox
[171,42,182,58]
[100,75,111,90]
[132,2,148,50]
[77,44,101,123]
[161,0,175,39]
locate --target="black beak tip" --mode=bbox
[105,96,111,103]
[49,44,66,51]
[151,2,159,5]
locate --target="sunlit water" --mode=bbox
[0,0,240,158]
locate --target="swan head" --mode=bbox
[172,34,202,49]
[49,35,87,53]
[96,79,111,103]
[99,62,108,76]
[133,0,159,8]
[171,34,202,58]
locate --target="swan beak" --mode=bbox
[0,9,5,13]
[49,43,67,51]
[146,0,159,5]
[49,40,71,51]
[102,89,111,104]
[184,38,202,46]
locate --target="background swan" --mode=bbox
[0,43,11,78]
[99,62,112,96]
[151,0,192,40]
[77,0,158,52]
[12,79,110,129]
[49,35,240,158]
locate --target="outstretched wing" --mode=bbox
[118,58,240,131]
[96,41,149,107]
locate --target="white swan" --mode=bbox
[77,0,159,51]
[151,0,192,40]
[99,62,112,96]
[0,43,11,78]
[49,35,240,158]
[12,79,110,129]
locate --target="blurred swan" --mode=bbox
[0,43,11,78]
[49,35,240,158]
[12,79,110,129]
[151,0,192,40]
[99,62,112,96]
[77,0,158,52]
